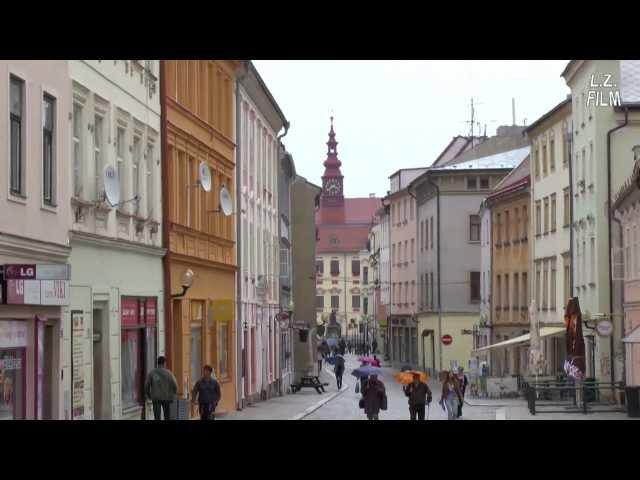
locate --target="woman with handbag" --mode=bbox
[440,370,463,420]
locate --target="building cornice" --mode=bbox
[561,60,586,85]
[70,231,166,257]
[0,232,71,262]
[168,251,237,273]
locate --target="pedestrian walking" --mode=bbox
[347,341,352,354]
[334,355,345,390]
[191,365,221,420]
[372,338,378,354]
[317,344,325,376]
[371,355,381,368]
[456,366,469,418]
[339,338,346,356]
[403,373,432,420]
[439,370,463,421]
[144,356,178,420]
[361,374,387,420]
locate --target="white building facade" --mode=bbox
[562,60,640,386]
[67,60,164,419]
[526,97,572,376]
[237,63,287,403]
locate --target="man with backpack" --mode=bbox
[192,365,221,420]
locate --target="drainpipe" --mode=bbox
[568,120,574,296]
[607,107,629,387]
[160,60,173,371]
[235,64,248,409]
[426,176,442,372]
[275,122,289,395]
[407,188,418,365]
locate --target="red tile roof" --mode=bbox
[316,197,381,253]
[317,224,372,253]
[315,197,381,225]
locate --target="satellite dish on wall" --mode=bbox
[198,162,212,192]
[103,165,120,207]
[219,185,233,216]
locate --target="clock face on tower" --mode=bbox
[324,178,342,196]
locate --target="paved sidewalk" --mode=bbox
[220,361,349,420]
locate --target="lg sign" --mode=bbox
[5,265,36,279]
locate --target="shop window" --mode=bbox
[0,347,26,420]
[218,323,229,378]
[121,297,157,411]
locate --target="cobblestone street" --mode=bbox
[222,354,636,420]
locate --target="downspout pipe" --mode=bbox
[235,64,249,409]
[407,188,419,366]
[607,107,629,387]
[275,122,289,397]
[160,61,173,370]
[425,176,442,372]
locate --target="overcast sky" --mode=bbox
[254,60,570,198]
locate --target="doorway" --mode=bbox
[42,324,57,419]
[92,307,106,419]
[0,347,26,420]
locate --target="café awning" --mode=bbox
[472,327,565,353]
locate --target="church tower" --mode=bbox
[320,117,345,223]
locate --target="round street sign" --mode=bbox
[442,334,453,346]
[596,319,613,337]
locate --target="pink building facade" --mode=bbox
[0,61,71,419]
[386,168,426,365]
[613,158,640,387]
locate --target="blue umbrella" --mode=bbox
[325,338,338,347]
[351,365,381,378]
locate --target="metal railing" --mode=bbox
[526,381,626,415]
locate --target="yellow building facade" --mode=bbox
[162,60,240,415]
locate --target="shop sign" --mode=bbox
[0,321,29,348]
[71,311,86,419]
[4,264,36,279]
[35,264,71,280]
[146,298,157,325]
[5,279,69,305]
[6,279,41,305]
[41,280,69,305]
[121,298,139,326]
[596,320,613,337]
[4,264,70,281]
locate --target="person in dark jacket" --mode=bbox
[403,373,432,420]
[144,356,178,420]
[192,365,221,420]
[334,355,345,389]
[456,367,469,418]
[372,339,378,354]
[362,374,386,420]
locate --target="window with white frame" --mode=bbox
[146,141,155,218]
[132,135,141,214]
[72,103,83,198]
[116,126,126,208]
[42,93,56,206]
[10,75,25,196]
[94,115,104,201]
[280,247,289,277]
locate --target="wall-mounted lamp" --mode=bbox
[171,269,194,298]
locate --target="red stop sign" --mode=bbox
[442,335,453,346]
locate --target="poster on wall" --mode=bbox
[564,297,586,380]
[71,311,86,419]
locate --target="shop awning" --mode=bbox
[472,327,565,353]
[623,326,640,344]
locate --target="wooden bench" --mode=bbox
[291,376,330,394]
